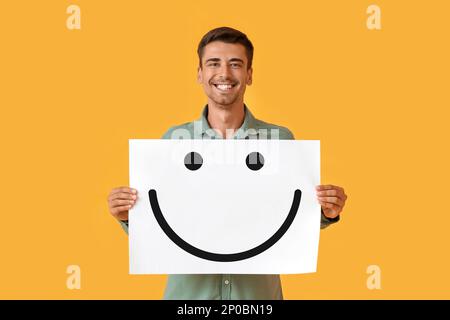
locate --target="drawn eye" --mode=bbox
[246,152,264,171]
[184,152,203,171]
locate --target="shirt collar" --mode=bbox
[194,104,259,139]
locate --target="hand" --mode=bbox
[316,184,347,219]
[107,186,138,221]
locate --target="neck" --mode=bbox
[206,100,245,139]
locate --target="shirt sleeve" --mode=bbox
[320,208,340,229]
[118,219,129,235]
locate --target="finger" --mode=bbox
[111,205,131,215]
[109,187,137,198]
[316,185,333,191]
[109,192,138,202]
[109,193,136,202]
[109,187,129,201]
[322,207,339,218]
[317,196,343,206]
[319,201,341,210]
[111,186,129,194]
[317,189,339,197]
[317,189,346,201]
[316,184,343,191]
[110,199,136,208]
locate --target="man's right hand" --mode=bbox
[107,186,138,221]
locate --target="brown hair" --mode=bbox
[197,27,254,70]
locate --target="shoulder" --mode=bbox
[161,122,195,139]
[253,119,295,140]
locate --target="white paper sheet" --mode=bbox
[129,139,320,274]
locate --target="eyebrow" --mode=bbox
[205,58,220,64]
[204,58,245,64]
[229,58,244,64]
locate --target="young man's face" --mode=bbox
[197,41,253,108]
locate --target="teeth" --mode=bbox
[216,84,233,91]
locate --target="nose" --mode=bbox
[218,64,232,79]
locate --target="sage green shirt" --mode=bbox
[119,105,339,300]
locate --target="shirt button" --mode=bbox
[224,280,230,285]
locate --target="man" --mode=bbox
[107,27,347,299]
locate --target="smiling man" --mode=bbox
[107,27,347,300]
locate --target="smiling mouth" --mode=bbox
[212,83,237,92]
[148,189,302,262]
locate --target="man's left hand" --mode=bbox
[316,184,347,219]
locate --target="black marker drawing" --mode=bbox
[148,188,302,262]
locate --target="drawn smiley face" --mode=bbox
[148,151,302,262]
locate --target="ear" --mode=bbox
[246,67,253,86]
[197,66,203,84]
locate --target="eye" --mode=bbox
[184,152,203,171]
[246,152,264,171]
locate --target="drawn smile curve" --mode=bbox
[148,189,302,262]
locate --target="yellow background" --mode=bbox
[0,0,449,299]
